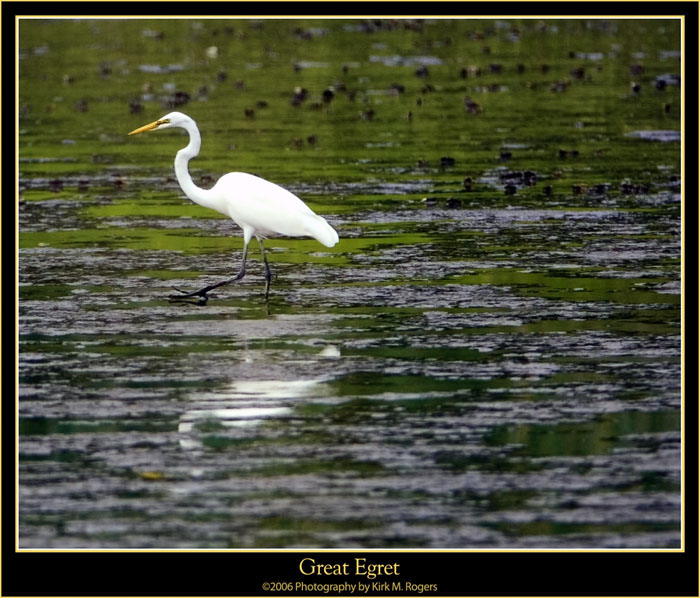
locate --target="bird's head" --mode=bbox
[128,111,192,135]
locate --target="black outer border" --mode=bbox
[4,2,698,597]
[1,549,699,596]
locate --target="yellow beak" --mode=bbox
[128,120,161,135]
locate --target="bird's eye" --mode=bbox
[158,119,170,125]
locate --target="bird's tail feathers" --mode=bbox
[303,214,339,248]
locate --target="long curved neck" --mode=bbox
[174,122,222,212]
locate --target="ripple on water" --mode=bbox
[18,18,681,551]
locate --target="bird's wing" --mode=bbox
[216,172,319,238]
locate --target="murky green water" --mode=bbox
[18,18,682,548]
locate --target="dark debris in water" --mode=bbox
[18,17,681,550]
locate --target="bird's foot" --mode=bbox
[167,272,244,305]
[168,286,210,305]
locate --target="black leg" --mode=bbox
[169,243,249,303]
[259,238,273,301]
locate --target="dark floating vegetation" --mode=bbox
[18,17,681,550]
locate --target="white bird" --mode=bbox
[128,111,339,304]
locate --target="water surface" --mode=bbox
[18,17,682,549]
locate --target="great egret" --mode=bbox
[128,111,339,304]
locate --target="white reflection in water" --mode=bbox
[178,377,331,450]
[318,345,341,358]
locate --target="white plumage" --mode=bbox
[129,111,338,303]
